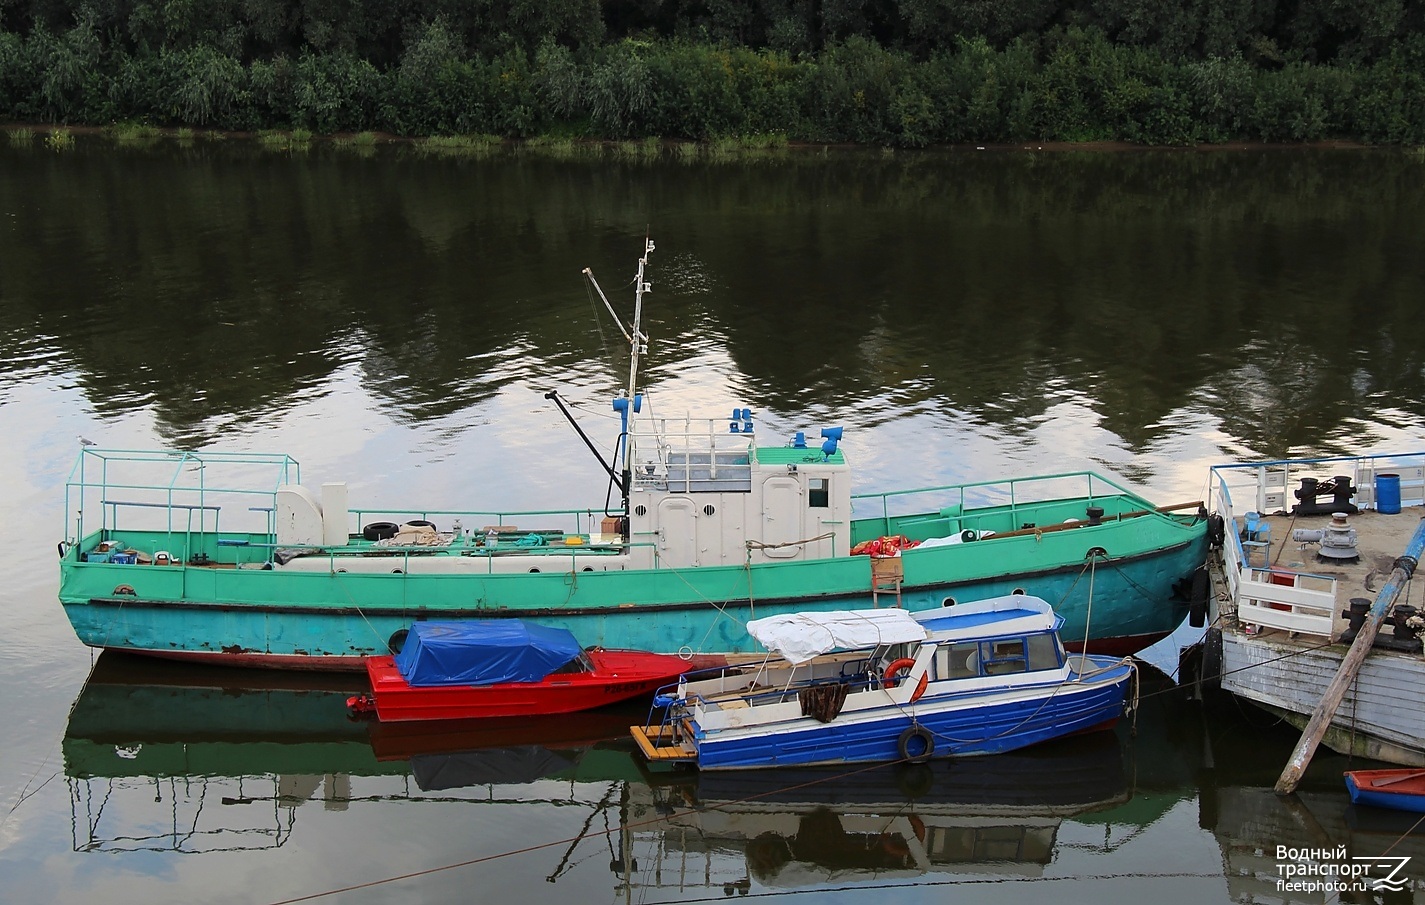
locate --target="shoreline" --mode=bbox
[0,122,1387,154]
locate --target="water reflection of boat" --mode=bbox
[1207,785,1425,902]
[62,652,643,853]
[366,709,656,792]
[638,732,1130,890]
[64,651,1162,901]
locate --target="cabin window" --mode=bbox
[549,653,593,675]
[1026,633,1063,671]
[881,642,910,663]
[808,478,830,508]
[981,638,1028,676]
[934,642,981,679]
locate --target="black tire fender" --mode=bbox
[897,725,935,764]
[363,522,399,541]
[388,628,409,655]
[1188,567,1210,628]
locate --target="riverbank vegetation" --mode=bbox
[2,0,1423,146]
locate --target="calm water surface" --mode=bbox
[3,141,1425,904]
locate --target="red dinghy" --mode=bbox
[347,621,706,722]
[1344,769,1425,813]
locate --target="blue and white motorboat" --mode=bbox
[631,595,1135,770]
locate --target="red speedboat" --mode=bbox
[347,620,711,722]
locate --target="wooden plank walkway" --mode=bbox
[631,724,696,763]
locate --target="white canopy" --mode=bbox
[746,609,929,666]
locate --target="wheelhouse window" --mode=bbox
[1026,633,1064,671]
[808,477,830,508]
[982,638,1028,676]
[932,633,1065,680]
[933,642,981,679]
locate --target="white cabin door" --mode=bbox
[657,498,699,568]
[760,477,803,559]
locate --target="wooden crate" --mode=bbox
[870,556,904,582]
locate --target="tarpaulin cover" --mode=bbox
[746,609,928,665]
[393,621,583,687]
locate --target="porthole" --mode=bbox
[942,597,956,607]
[634,505,647,516]
[392,568,404,574]
[703,504,716,516]
[529,568,541,573]
[1011,587,1025,595]
[336,568,348,573]
[582,567,594,572]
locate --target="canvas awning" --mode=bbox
[745,609,928,665]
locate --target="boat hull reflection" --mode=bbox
[644,732,1129,889]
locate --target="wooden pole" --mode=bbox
[1273,518,1425,795]
[985,500,1204,541]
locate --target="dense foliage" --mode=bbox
[2,0,1425,144]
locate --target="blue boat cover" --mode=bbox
[393,621,583,687]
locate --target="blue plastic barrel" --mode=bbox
[1377,473,1402,514]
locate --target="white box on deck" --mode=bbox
[321,483,348,545]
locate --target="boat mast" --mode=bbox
[581,238,653,514]
[619,238,653,509]
[626,238,653,402]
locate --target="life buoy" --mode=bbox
[897,725,935,763]
[884,658,928,703]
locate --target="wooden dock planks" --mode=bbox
[631,724,696,763]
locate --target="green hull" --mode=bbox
[60,501,1207,668]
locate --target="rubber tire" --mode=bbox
[897,725,935,764]
[363,521,399,541]
[1188,567,1209,628]
[388,628,409,655]
[894,762,934,798]
[1206,513,1226,549]
[403,519,436,529]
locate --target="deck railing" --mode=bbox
[63,448,628,561]
[626,416,756,492]
[851,470,1149,537]
[64,448,299,551]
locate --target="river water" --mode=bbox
[2,139,1424,904]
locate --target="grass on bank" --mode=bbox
[414,133,502,156]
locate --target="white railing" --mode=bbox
[627,415,755,491]
[1211,453,1425,517]
[1235,566,1337,637]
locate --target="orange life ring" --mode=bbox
[884,658,928,703]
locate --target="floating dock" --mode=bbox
[1205,454,1425,765]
